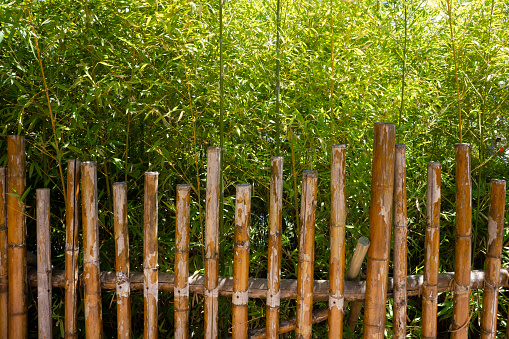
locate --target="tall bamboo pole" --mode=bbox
[422,162,441,338]
[363,123,395,339]
[451,143,471,338]
[266,156,283,338]
[295,170,318,338]
[175,184,191,339]
[328,145,346,338]
[81,162,103,338]
[0,167,7,338]
[65,159,81,339]
[37,188,52,339]
[113,182,131,339]
[144,172,159,339]
[481,179,505,339]
[205,147,221,339]
[7,135,27,338]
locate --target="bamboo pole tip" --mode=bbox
[207,146,222,152]
[81,161,97,167]
[428,162,441,169]
[490,179,506,186]
[7,135,25,143]
[302,170,318,179]
[177,183,192,190]
[145,171,159,177]
[357,236,370,247]
[36,188,51,194]
[374,122,396,128]
[395,143,406,150]
[113,182,127,188]
[332,144,347,150]
[66,159,80,164]
[454,143,470,149]
[236,183,251,188]
[271,156,284,162]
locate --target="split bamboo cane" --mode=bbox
[295,170,318,338]
[480,179,505,339]
[422,162,441,338]
[175,184,191,339]
[346,236,371,331]
[81,162,103,338]
[144,172,159,339]
[232,184,251,338]
[205,147,221,339]
[7,135,27,338]
[266,156,283,338]
[451,143,471,339]
[363,123,395,339]
[113,182,131,339]
[0,167,7,338]
[328,145,346,338]
[37,188,52,339]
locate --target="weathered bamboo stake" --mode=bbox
[37,188,52,339]
[481,179,505,339]
[346,236,371,331]
[363,123,395,339]
[205,147,221,339]
[422,162,441,338]
[266,156,283,338]
[451,143,471,339]
[232,184,252,338]
[81,162,103,338]
[113,182,131,339]
[329,145,347,338]
[393,144,407,339]
[175,184,191,339]
[0,167,7,338]
[144,172,159,339]
[7,135,27,338]
[65,159,80,339]
[295,170,318,338]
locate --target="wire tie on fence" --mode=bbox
[455,234,471,239]
[450,278,470,294]
[8,243,26,248]
[483,278,498,290]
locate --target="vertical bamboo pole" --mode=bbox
[266,156,283,338]
[346,236,371,331]
[144,172,159,339]
[480,179,505,339]
[451,143,471,339]
[113,182,131,339]
[363,123,395,339]
[37,188,52,339]
[81,162,103,338]
[205,147,221,339]
[232,184,251,338]
[422,162,441,338]
[0,167,7,338]
[393,144,407,339]
[7,135,27,338]
[175,184,191,339]
[65,159,81,339]
[328,145,346,338]
[295,170,318,338]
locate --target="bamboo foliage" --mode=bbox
[0,167,7,338]
[37,188,52,339]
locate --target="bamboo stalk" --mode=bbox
[7,135,27,338]
[295,170,318,338]
[346,236,370,331]
[37,188,52,339]
[232,184,251,338]
[205,147,221,339]
[452,143,471,338]
[0,167,7,338]
[65,159,81,339]
[422,162,441,338]
[266,156,283,338]
[175,184,191,339]
[81,161,103,338]
[481,179,505,339]
[113,182,131,339]
[144,172,159,339]
[328,145,347,338]
[363,123,395,339]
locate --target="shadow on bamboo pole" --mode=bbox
[363,123,395,339]
[0,167,7,338]
[7,135,27,338]
[37,188,52,339]
[422,162,441,338]
[346,237,370,331]
[481,179,505,339]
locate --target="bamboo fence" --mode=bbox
[0,167,7,339]
[37,189,52,339]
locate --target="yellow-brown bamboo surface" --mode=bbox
[205,147,221,339]
[422,162,441,338]
[7,135,27,338]
[266,156,283,338]
[232,184,252,338]
[328,145,346,338]
[363,123,395,339]
[144,172,159,339]
[481,179,506,339]
[81,162,103,338]
[113,182,131,339]
[451,143,471,339]
[0,167,7,338]
[37,188,52,339]
[175,184,191,339]
[65,159,80,339]
[295,170,318,338]
[346,236,371,331]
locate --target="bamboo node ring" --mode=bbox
[232,291,249,305]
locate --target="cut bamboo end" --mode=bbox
[37,189,52,339]
[0,167,7,339]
